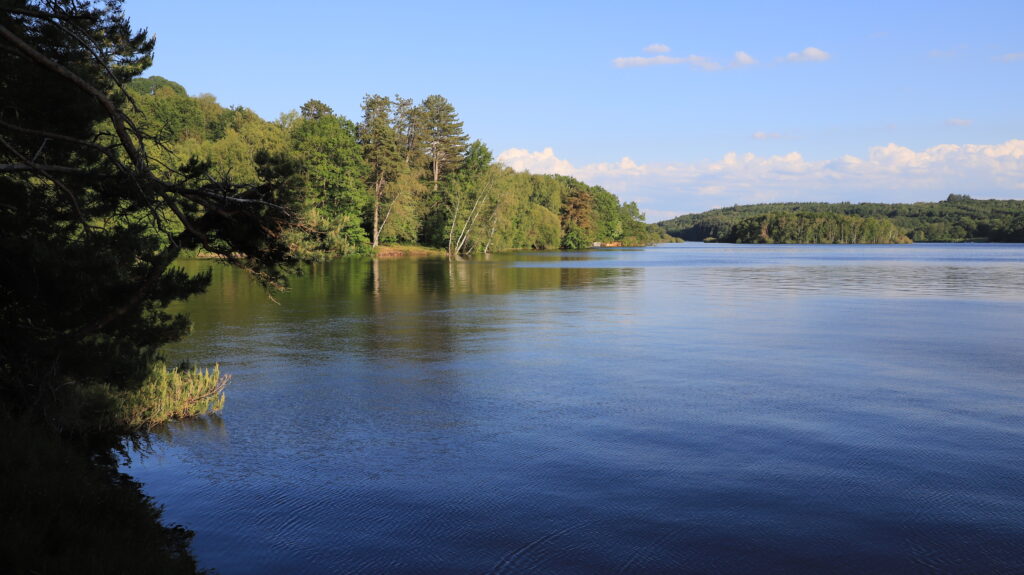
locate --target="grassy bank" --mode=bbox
[51,363,228,435]
[373,244,448,258]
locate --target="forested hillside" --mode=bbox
[658,195,1024,243]
[129,77,665,257]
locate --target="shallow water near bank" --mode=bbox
[127,243,1024,573]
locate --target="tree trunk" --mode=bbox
[377,188,400,243]
[433,149,441,191]
[447,191,461,256]
[372,174,384,247]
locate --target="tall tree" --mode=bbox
[560,180,596,249]
[285,100,369,257]
[300,99,334,120]
[391,95,426,168]
[358,94,403,247]
[420,94,468,190]
[0,1,296,419]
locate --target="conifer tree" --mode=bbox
[358,94,404,247]
[420,94,469,190]
[0,1,297,420]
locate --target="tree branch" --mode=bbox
[0,115,129,171]
[4,7,96,21]
[0,21,147,173]
[0,135,91,230]
[0,163,84,173]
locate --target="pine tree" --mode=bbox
[358,94,404,247]
[420,94,469,190]
[0,1,297,421]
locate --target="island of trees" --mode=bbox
[658,195,1024,244]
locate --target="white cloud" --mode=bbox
[497,140,1024,217]
[612,54,683,68]
[614,44,722,70]
[785,46,831,62]
[495,147,575,174]
[753,131,782,140]
[684,56,721,71]
[614,45,839,70]
[614,46,827,70]
[612,54,721,70]
[999,52,1024,62]
[644,44,671,54]
[946,118,972,127]
[732,51,757,67]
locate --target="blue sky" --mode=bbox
[124,0,1024,220]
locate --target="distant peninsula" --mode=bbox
[657,195,1024,244]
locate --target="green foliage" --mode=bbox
[115,363,227,430]
[727,212,911,244]
[525,204,564,249]
[114,79,669,259]
[560,181,596,248]
[421,94,469,187]
[284,102,371,256]
[660,197,1024,243]
[130,75,188,97]
[48,362,227,434]
[299,99,334,120]
[359,94,405,247]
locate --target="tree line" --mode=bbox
[727,212,910,244]
[659,195,1024,243]
[129,77,665,259]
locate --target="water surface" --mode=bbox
[128,244,1024,573]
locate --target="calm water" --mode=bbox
[127,244,1024,574]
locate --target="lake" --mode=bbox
[126,243,1024,574]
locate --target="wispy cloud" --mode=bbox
[784,47,830,62]
[753,131,782,140]
[498,140,1024,217]
[946,118,972,127]
[612,51,720,70]
[644,44,671,54]
[614,45,827,70]
[999,52,1024,62]
[732,51,757,67]
[929,46,964,59]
